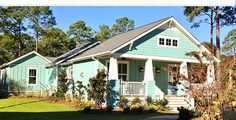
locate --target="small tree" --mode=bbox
[54,69,69,100]
[75,80,86,102]
[86,69,109,107]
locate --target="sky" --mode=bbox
[51,6,235,44]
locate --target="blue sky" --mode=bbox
[51,6,235,44]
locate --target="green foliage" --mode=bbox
[39,28,72,57]
[222,29,236,56]
[67,20,94,45]
[146,96,153,105]
[153,99,168,107]
[9,81,26,96]
[95,24,112,42]
[130,103,144,113]
[118,97,129,108]
[131,97,141,105]
[95,17,135,42]
[75,80,86,102]
[144,104,161,113]
[86,69,109,106]
[111,17,134,36]
[54,69,69,100]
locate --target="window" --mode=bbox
[159,38,165,45]
[166,39,172,46]
[118,63,128,81]
[157,36,179,48]
[173,39,178,47]
[106,62,128,81]
[28,68,37,85]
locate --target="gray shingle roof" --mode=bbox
[70,17,171,61]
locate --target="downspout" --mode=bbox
[92,56,99,72]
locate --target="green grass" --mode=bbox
[0,97,175,120]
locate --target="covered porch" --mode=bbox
[105,54,202,100]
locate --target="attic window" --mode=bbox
[157,36,179,48]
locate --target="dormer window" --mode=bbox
[157,36,179,48]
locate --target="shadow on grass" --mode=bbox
[0,100,41,109]
[0,110,177,120]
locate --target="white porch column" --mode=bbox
[108,57,118,80]
[180,61,188,79]
[144,58,154,81]
[207,61,215,84]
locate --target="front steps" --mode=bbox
[165,96,192,112]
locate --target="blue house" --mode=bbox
[0,17,219,109]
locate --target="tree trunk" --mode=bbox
[36,32,38,52]
[215,6,221,82]
[210,7,214,53]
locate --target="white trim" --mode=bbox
[157,35,179,48]
[113,53,210,64]
[4,51,52,67]
[106,60,129,81]
[169,18,220,63]
[111,18,171,54]
[27,67,38,86]
[69,51,110,62]
[55,41,101,64]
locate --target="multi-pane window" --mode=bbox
[173,39,178,47]
[28,69,37,85]
[157,36,179,47]
[159,38,165,45]
[166,39,172,46]
[118,63,128,81]
[107,62,128,81]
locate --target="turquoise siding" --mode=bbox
[9,54,50,91]
[117,29,200,60]
[145,81,155,98]
[73,59,97,86]
[46,66,58,91]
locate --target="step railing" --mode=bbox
[121,81,145,96]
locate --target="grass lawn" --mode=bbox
[0,97,176,120]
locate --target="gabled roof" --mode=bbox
[0,51,53,68]
[69,17,220,63]
[69,17,171,61]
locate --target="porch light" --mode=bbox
[139,67,144,72]
[155,67,161,73]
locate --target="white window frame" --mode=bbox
[105,60,129,81]
[157,35,179,48]
[27,67,38,86]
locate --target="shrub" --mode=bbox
[123,106,130,113]
[177,106,197,120]
[54,69,69,100]
[146,96,153,105]
[131,97,141,105]
[118,97,129,108]
[86,69,109,107]
[145,104,161,112]
[78,100,94,112]
[130,103,144,113]
[9,81,26,96]
[154,98,168,107]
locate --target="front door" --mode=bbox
[167,64,180,95]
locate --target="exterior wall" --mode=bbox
[73,59,97,87]
[46,66,58,91]
[9,54,50,91]
[117,28,201,60]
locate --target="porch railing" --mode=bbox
[121,81,145,96]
